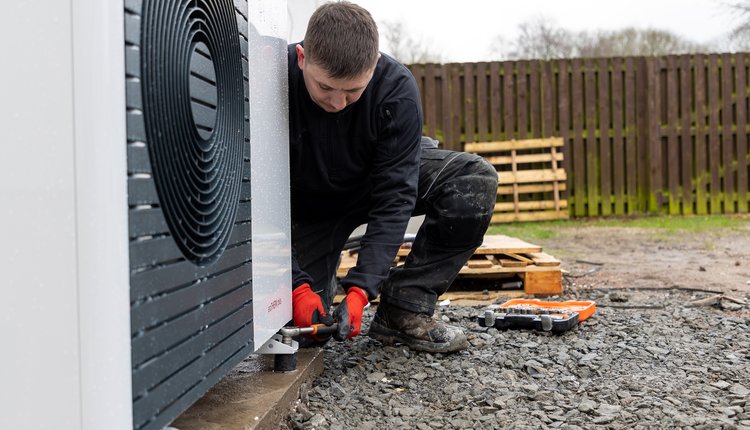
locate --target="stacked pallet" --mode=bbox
[337,235,562,295]
[465,138,568,224]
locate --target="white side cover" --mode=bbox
[72,0,132,428]
[249,0,293,347]
[0,0,82,427]
[0,0,131,428]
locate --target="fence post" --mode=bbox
[636,56,661,213]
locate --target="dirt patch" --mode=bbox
[538,223,750,295]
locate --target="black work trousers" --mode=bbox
[291,147,498,315]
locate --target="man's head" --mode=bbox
[297,1,380,112]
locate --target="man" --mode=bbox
[288,1,497,353]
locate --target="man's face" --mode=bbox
[296,44,375,113]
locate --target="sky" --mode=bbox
[350,0,741,62]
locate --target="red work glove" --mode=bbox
[333,286,369,340]
[292,283,333,329]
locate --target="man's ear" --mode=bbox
[296,44,305,70]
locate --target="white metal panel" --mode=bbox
[0,1,83,428]
[72,0,132,428]
[250,0,293,347]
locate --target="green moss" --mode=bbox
[486,214,750,240]
[588,214,750,232]
[486,220,567,240]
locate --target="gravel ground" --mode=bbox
[286,287,750,429]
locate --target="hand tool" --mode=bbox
[273,323,338,371]
[478,299,596,333]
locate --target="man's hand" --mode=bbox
[292,283,333,328]
[333,286,369,340]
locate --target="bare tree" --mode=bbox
[721,0,750,50]
[490,16,575,60]
[380,20,444,64]
[578,28,708,57]
[490,16,709,60]
[488,34,513,61]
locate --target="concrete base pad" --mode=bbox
[169,349,324,430]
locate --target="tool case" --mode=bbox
[478,299,596,333]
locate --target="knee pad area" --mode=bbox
[426,168,498,247]
[439,157,498,217]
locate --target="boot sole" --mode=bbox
[367,320,469,353]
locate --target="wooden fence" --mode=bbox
[408,54,750,216]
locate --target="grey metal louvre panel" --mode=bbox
[125,1,252,429]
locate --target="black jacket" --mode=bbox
[288,43,423,299]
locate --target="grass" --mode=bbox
[486,214,750,241]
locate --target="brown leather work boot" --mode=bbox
[367,304,469,353]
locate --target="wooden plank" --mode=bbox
[511,149,520,213]
[708,54,722,213]
[526,252,561,267]
[517,60,528,139]
[467,259,494,269]
[464,62,476,144]
[530,60,542,137]
[490,62,502,140]
[498,258,528,268]
[680,54,695,215]
[451,63,462,151]
[721,53,736,213]
[498,169,567,184]
[425,63,438,140]
[558,60,571,200]
[441,64,452,149]
[585,58,599,216]
[572,58,585,216]
[637,58,651,212]
[737,54,749,213]
[523,271,563,295]
[500,252,534,263]
[465,137,564,152]
[484,254,500,265]
[694,54,709,215]
[483,152,564,166]
[667,55,681,214]
[476,62,489,141]
[599,57,612,216]
[495,200,569,212]
[491,210,569,223]
[642,57,661,212]
[650,58,663,212]
[542,61,554,137]
[436,291,526,304]
[550,145,563,211]
[612,57,625,215]
[333,290,528,305]
[625,57,639,213]
[458,264,562,276]
[474,235,543,254]
[503,61,516,140]
[498,182,568,195]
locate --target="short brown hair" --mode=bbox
[304,1,379,79]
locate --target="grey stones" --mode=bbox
[308,414,326,427]
[366,372,385,383]
[285,288,750,429]
[578,399,597,413]
[730,384,750,396]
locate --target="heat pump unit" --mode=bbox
[1,0,291,429]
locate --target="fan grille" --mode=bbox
[141,0,245,266]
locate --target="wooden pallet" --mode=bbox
[337,234,563,295]
[465,138,569,224]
